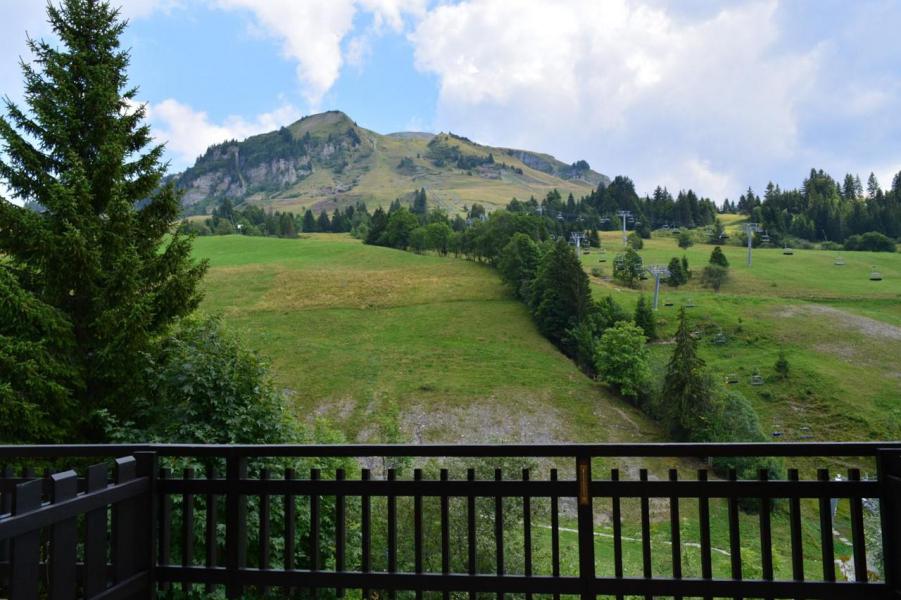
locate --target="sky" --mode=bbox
[1,0,900,204]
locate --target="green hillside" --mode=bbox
[176,111,608,216]
[585,230,901,441]
[194,234,652,444]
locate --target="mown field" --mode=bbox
[192,232,892,583]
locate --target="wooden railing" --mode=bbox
[0,442,899,599]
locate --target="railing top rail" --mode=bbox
[0,441,899,459]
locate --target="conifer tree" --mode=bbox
[317,209,331,231]
[633,295,656,340]
[531,239,592,349]
[303,208,317,232]
[709,246,729,267]
[661,308,715,440]
[0,0,206,438]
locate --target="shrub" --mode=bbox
[595,321,651,400]
[774,349,790,379]
[634,295,656,340]
[677,231,694,249]
[845,231,897,252]
[700,264,729,292]
[666,257,687,286]
[628,231,644,249]
[709,246,729,267]
[102,316,298,444]
[613,248,644,288]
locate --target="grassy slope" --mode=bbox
[585,230,901,441]
[192,233,876,580]
[253,125,597,214]
[194,234,658,445]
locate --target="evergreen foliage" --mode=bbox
[531,240,592,351]
[497,233,541,301]
[666,257,687,287]
[0,0,207,439]
[661,308,717,440]
[709,246,729,267]
[700,264,729,292]
[633,295,656,340]
[613,248,644,288]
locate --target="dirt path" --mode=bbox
[778,303,901,341]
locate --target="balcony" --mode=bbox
[1,442,899,599]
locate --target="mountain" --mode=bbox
[174,110,609,215]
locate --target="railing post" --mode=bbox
[134,451,158,599]
[9,479,42,600]
[576,455,595,600]
[226,455,247,599]
[878,449,901,593]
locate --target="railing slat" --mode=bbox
[639,468,651,600]
[10,478,41,600]
[113,457,137,583]
[550,468,560,600]
[183,467,195,595]
[495,467,504,600]
[50,470,77,600]
[669,469,682,600]
[759,468,774,596]
[84,462,108,598]
[522,468,532,600]
[698,469,712,600]
[847,468,868,583]
[284,467,296,597]
[158,467,171,593]
[259,468,270,596]
[727,467,743,600]
[310,468,320,600]
[818,469,836,582]
[336,468,345,598]
[467,468,476,600]
[387,468,397,600]
[360,469,371,600]
[611,468,623,600]
[414,468,424,600]
[226,456,247,599]
[206,464,218,596]
[440,468,450,600]
[788,469,804,585]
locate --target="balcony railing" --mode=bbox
[0,442,899,599]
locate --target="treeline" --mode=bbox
[368,203,779,482]
[726,169,901,245]
[179,198,372,238]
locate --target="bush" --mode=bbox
[595,321,651,400]
[102,316,298,444]
[677,231,694,249]
[613,248,644,288]
[709,246,729,267]
[666,257,687,286]
[700,264,729,292]
[628,231,644,249]
[774,349,790,379]
[845,231,897,252]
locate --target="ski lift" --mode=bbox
[782,246,794,255]
[725,373,739,384]
[639,272,649,280]
[772,431,783,438]
[834,256,845,266]
[663,301,674,307]
[712,332,728,345]
[598,257,607,263]
[870,267,883,281]
[684,298,696,308]
[760,232,771,243]
[750,374,765,386]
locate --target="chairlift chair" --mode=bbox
[663,301,674,307]
[870,267,883,281]
[834,256,845,266]
[782,246,794,255]
[750,374,765,386]
[725,373,739,384]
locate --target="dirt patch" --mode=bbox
[776,304,901,341]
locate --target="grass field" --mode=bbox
[191,232,892,583]
[193,234,660,445]
[584,230,901,442]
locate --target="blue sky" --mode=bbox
[1,0,900,203]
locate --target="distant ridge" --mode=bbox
[174,110,609,215]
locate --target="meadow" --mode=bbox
[584,229,901,443]
[192,232,893,583]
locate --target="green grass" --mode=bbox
[586,231,901,442]
[194,234,660,444]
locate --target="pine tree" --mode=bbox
[412,187,428,216]
[661,308,715,440]
[709,246,729,267]
[531,240,592,349]
[317,209,331,232]
[0,0,207,438]
[774,349,790,379]
[666,257,686,287]
[303,209,317,232]
[633,295,657,340]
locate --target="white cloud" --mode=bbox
[147,98,302,168]
[212,0,424,107]
[409,0,820,200]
